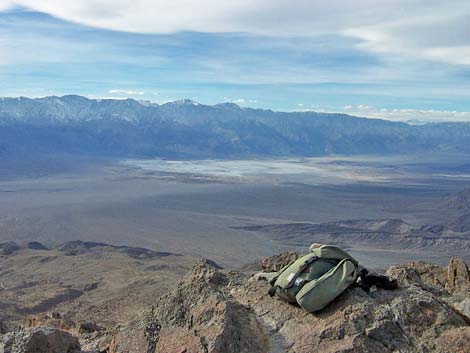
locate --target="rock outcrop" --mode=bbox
[103,255,470,353]
[260,251,299,272]
[2,253,469,353]
[446,256,470,295]
[0,327,81,353]
[387,256,470,313]
[109,259,268,353]
[19,313,110,353]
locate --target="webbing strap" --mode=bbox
[285,255,317,289]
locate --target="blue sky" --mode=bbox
[1,1,470,122]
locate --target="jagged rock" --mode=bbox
[105,256,470,353]
[232,271,470,353]
[387,257,470,320]
[385,265,424,287]
[22,314,108,352]
[109,259,268,353]
[0,327,81,353]
[260,252,299,272]
[446,256,470,295]
[408,260,448,287]
[386,256,470,297]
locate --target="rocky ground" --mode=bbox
[1,245,469,353]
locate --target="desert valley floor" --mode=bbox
[1,153,470,268]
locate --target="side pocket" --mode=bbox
[295,259,357,313]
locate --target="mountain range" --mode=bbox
[1,95,470,158]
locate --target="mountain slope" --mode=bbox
[1,95,470,158]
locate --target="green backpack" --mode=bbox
[268,244,361,312]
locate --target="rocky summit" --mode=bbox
[1,252,469,353]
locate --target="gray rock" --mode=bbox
[0,327,81,353]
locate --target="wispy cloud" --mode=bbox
[228,98,258,105]
[109,89,145,96]
[3,0,469,67]
[342,105,470,123]
[343,11,470,66]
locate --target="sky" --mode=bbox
[0,0,469,122]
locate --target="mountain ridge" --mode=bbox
[1,95,470,158]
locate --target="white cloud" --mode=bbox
[0,0,386,33]
[0,1,14,11]
[229,98,257,105]
[340,105,470,123]
[343,10,470,66]
[424,46,470,66]
[2,1,469,66]
[109,89,145,96]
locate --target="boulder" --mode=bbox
[0,327,81,353]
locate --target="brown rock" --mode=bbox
[232,271,470,353]
[385,265,424,287]
[105,256,470,353]
[260,251,299,272]
[110,260,268,353]
[446,256,470,295]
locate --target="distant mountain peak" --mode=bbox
[215,102,241,110]
[169,99,199,106]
